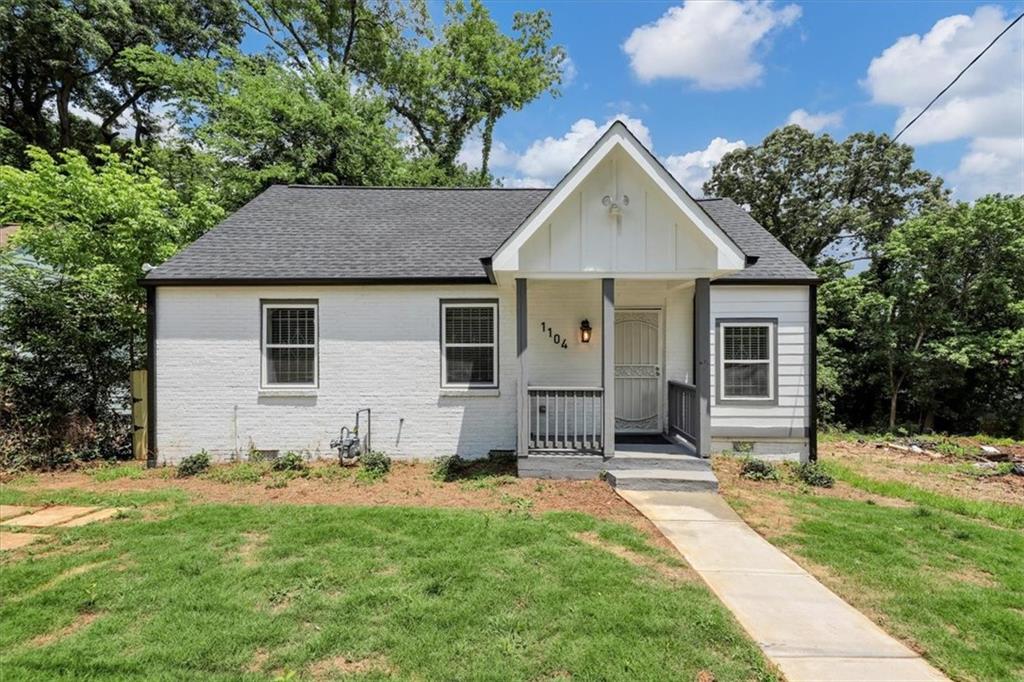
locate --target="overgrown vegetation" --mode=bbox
[793,462,834,488]
[357,451,391,482]
[176,450,211,478]
[272,451,307,473]
[739,458,779,482]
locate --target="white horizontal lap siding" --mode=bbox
[709,285,810,435]
[155,284,517,463]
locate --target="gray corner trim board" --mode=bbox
[694,278,711,457]
[714,317,780,406]
[710,426,809,439]
[808,284,819,461]
[602,278,615,458]
[146,286,157,468]
[516,279,528,457]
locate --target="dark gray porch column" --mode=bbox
[602,278,615,457]
[516,278,529,457]
[694,278,712,457]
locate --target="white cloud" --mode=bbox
[499,175,551,189]
[786,108,843,133]
[560,54,578,87]
[622,1,801,90]
[456,137,519,171]
[863,6,1024,199]
[864,5,1023,145]
[515,115,652,183]
[950,136,1024,198]
[664,137,748,195]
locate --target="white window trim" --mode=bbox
[261,302,318,389]
[440,301,499,389]
[719,321,775,401]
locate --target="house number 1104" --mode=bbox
[540,322,569,349]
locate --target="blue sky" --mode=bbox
[458,1,1023,199]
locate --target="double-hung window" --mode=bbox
[440,301,498,388]
[719,321,774,401]
[262,301,318,388]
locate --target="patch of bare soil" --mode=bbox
[824,441,1024,506]
[28,611,101,648]
[308,654,393,679]
[15,461,671,546]
[236,532,266,567]
[245,648,269,674]
[575,531,696,584]
[16,560,110,602]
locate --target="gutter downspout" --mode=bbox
[145,285,157,468]
[809,283,818,462]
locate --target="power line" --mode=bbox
[892,11,1024,144]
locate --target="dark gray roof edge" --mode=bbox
[140,276,493,288]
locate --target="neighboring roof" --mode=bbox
[144,186,816,285]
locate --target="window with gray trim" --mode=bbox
[262,302,317,387]
[441,301,497,387]
[720,322,773,399]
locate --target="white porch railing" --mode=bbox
[527,386,604,453]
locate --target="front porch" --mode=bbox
[514,276,715,490]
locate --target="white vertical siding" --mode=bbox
[709,285,810,441]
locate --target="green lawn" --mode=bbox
[721,457,1024,682]
[1,502,775,681]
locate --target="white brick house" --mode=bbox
[143,122,818,473]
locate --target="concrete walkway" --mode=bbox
[618,490,949,682]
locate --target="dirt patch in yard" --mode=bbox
[575,531,696,584]
[28,611,101,648]
[824,440,1024,505]
[308,654,393,679]
[10,461,675,551]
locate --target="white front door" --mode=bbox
[614,309,662,433]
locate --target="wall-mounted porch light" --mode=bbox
[580,319,592,343]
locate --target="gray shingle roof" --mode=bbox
[145,185,815,283]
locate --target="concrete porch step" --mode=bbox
[605,452,709,471]
[605,468,719,492]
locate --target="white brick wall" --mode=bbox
[155,284,518,463]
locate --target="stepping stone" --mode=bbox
[0,531,47,550]
[0,505,38,521]
[3,506,99,528]
[60,508,122,527]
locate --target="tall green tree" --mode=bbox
[828,196,1024,432]
[705,125,948,267]
[374,0,565,178]
[0,145,223,343]
[0,0,241,155]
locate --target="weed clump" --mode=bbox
[177,450,211,477]
[273,451,307,472]
[794,461,834,488]
[739,458,779,482]
[432,454,468,482]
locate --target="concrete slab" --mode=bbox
[60,508,122,527]
[775,657,948,681]
[700,571,915,658]
[0,505,37,521]
[0,531,47,550]
[618,489,951,682]
[618,490,741,521]
[657,520,806,574]
[3,506,99,528]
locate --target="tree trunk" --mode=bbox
[57,83,72,149]
[889,392,898,431]
[480,111,496,183]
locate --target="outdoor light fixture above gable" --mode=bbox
[602,194,629,217]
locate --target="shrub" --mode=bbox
[360,451,391,477]
[177,450,211,477]
[739,458,778,482]
[432,454,468,482]
[273,451,307,472]
[794,461,834,487]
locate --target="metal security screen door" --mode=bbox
[614,309,662,433]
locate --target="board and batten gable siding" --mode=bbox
[154,284,519,462]
[709,284,810,459]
